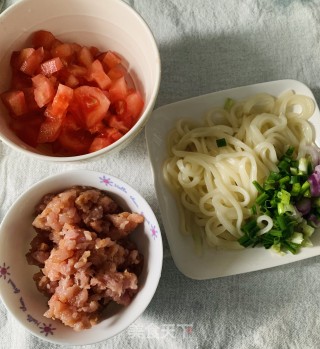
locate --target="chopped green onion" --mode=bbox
[291,183,301,196]
[298,158,308,174]
[271,243,285,255]
[241,219,260,236]
[277,203,295,215]
[224,98,235,111]
[279,176,290,185]
[216,138,227,147]
[301,181,310,194]
[302,237,313,247]
[285,146,295,156]
[277,189,291,205]
[251,204,257,215]
[253,180,265,193]
[239,146,319,255]
[269,230,282,237]
[238,235,253,247]
[290,232,304,244]
[278,160,290,171]
[256,192,269,205]
[302,223,314,237]
[313,197,320,207]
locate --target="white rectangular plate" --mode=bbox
[145,79,320,280]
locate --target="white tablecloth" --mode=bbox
[2,0,320,348]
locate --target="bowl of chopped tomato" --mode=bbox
[0,0,161,161]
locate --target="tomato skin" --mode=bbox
[32,30,56,50]
[71,85,110,129]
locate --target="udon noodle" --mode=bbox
[163,91,316,250]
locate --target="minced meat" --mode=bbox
[26,186,144,331]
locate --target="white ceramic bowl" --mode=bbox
[0,170,163,345]
[0,0,161,161]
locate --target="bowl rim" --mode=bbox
[0,169,163,345]
[0,0,161,162]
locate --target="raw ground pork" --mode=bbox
[26,186,144,331]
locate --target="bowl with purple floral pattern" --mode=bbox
[0,169,162,345]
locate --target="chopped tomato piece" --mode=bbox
[88,60,111,90]
[107,65,126,80]
[113,100,126,116]
[48,75,58,89]
[10,51,26,71]
[22,87,39,111]
[108,76,128,102]
[20,47,45,76]
[55,125,93,155]
[37,117,64,143]
[68,64,87,77]
[108,114,130,133]
[77,46,94,68]
[32,74,55,108]
[10,113,43,147]
[126,91,144,120]
[65,74,80,88]
[89,135,112,152]
[45,83,73,119]
[50,39,63,51]
[11,71,32,90]
[32,30,56,50]
[12,48,35,70]
[1,90,28,116]
[41,57,64,76]
[71,43,82,53]
[71,86,110,128]
[63,113,82,130]
[51,43,74,64]
[103,51,121,69]
[90,46,100,57]
[103,127,123,141]
[10,51,21,70]
[89,127,123,152]
[87,120,108,134]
